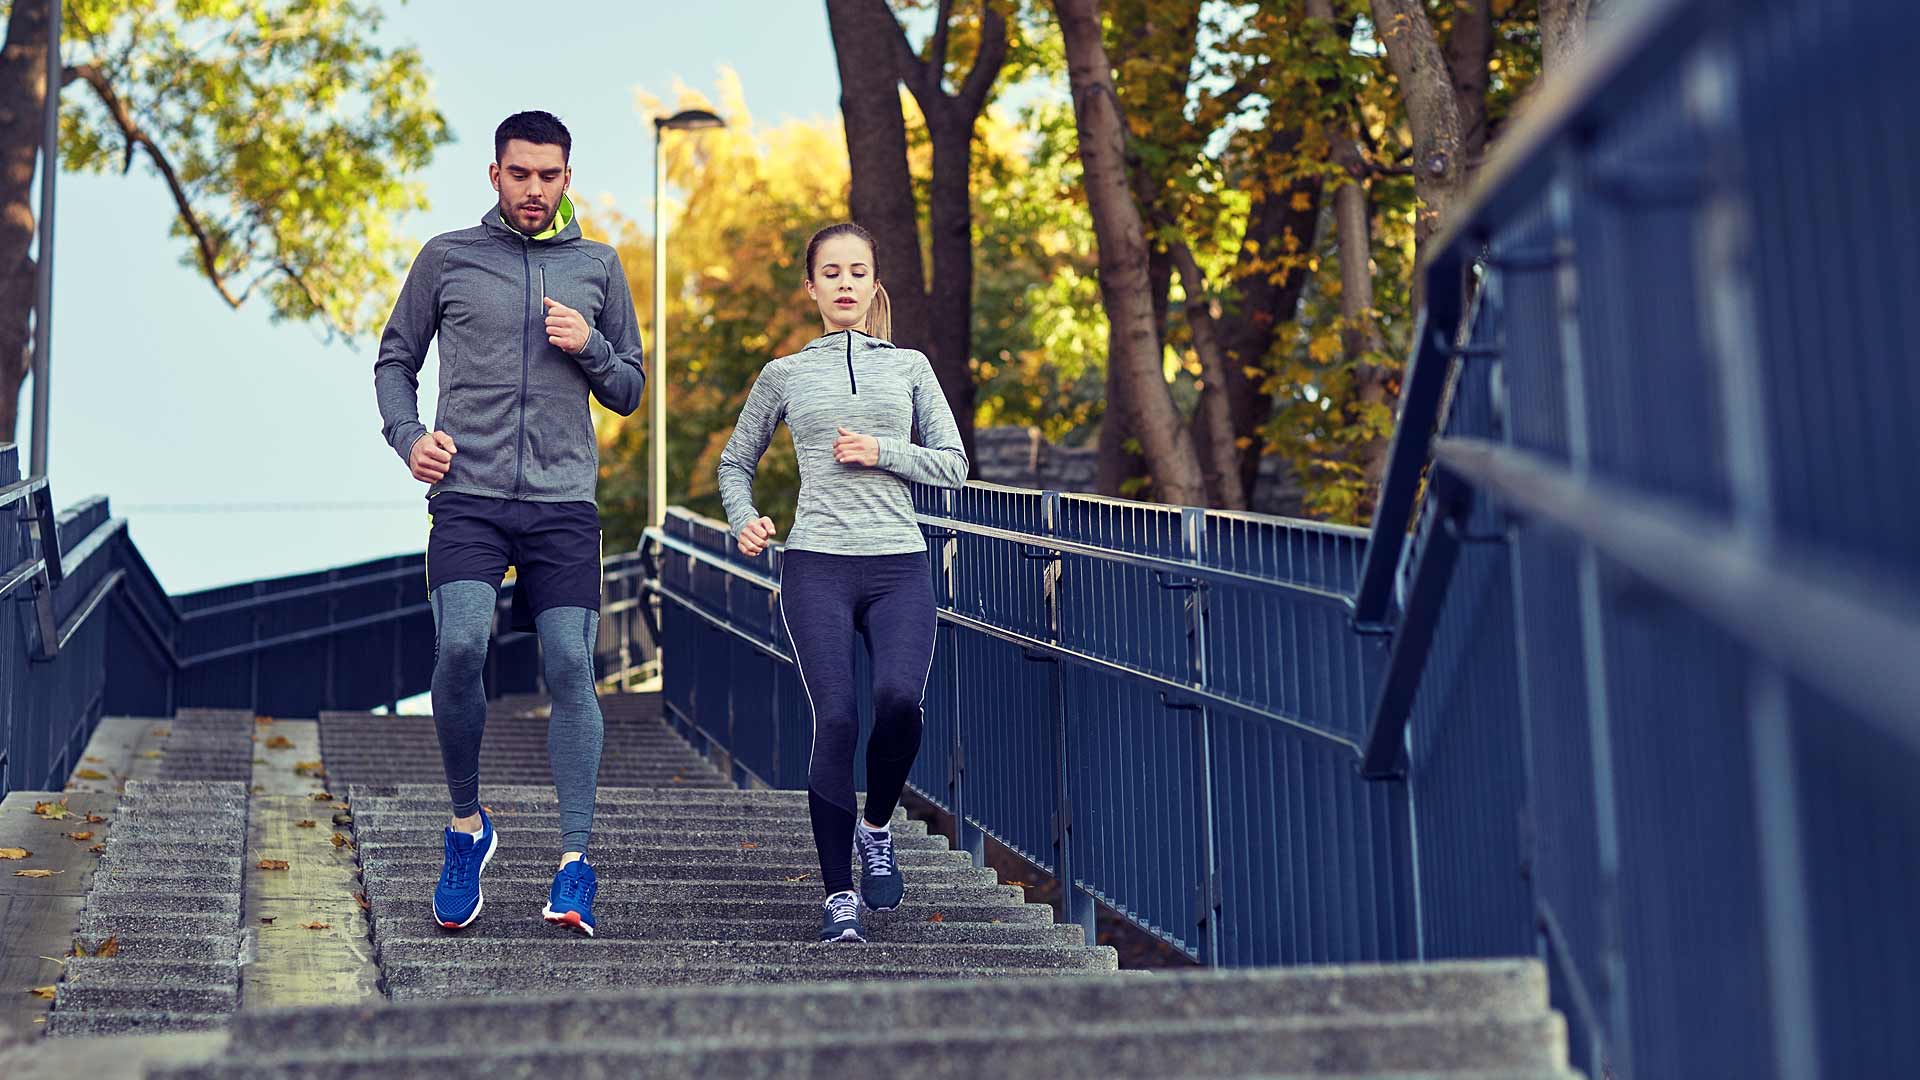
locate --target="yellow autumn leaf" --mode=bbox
[296,820,317,829]
[66,832,93,842]
[257,859,290,871]
[15,869,62,878]
[0,848,29,860]
[302,921,330,931]
[27,986,56,1000]
[32,801,69,820]
[1290,191,1313,212]
[72,769,108,781]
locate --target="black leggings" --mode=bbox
[779,549,935,895]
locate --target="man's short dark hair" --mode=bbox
[495,111,572,162]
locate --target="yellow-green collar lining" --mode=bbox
[501,192,576,240]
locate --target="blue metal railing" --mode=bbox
[1344,0,1920,1077]
[5,446,654,797]
[645,491,1409,967]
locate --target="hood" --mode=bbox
[483,191,581,243]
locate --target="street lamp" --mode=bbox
[650,108,725,528]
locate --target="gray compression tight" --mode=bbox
[429,580,604,855]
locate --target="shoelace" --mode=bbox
[859,829,895,878]
[825,890,860,924]
[555,865,594,908]
[440,829,474,888]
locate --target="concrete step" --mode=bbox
[213,961,1551,1052]
[358,852,991,885]
[348,784,827,806]
[84,892,242,917]
[157,1015,1570,1079]
[381,960,1114,996]
[361,896,1056,926]
[43,1008,231,1037]
[70,930,241,963]
[358,843,969,870]
[75,911,245,940]
[53,984,238,1015]
[350,826,947,853]
[371,938,1118,973]
[360,877,1024,904]
[61,958,238,988]
[371,917,1087,947]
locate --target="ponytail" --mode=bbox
[865,281,893,343]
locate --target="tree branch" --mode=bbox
[66,61,329,327]
[956,2,1009,116]
[927,0,956,77]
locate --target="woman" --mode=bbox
[717,223,968,942]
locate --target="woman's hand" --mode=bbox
[833,427,880,467]
[737,516,777,557]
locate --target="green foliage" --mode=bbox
[51,0,449,335]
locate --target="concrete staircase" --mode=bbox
[13,692,1579,1078]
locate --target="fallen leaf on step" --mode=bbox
[293,761,325,777]
[1005,880,1031,888]
[302,921,330,931]
[332,803,349,812]
[250,785,265,794]
[66,831,93,842]
[84,756,103,764]
[72,769,108,780]
[32,800,69,820]
[150,727,170,737]
[739,842,760,850]
[27,986,55,1000]
[332,813,353,826]
[260,916,275,925]
[85,813,106,824]
[0,848,28,860]
[330,833,353,850]
[311,792,335,801]
[927,912,946,923]
[15,869,62,878]
[257,859,290,871]
[75,936,118,958]
[264,735,295,750]
[784,873,812,883]
[295,820,317,829]
[353,892,371,912]
[140,750,164,759]
[255,716,275,725]
[88,844,105,854]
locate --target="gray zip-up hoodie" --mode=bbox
[718,329,968,555]
[374,196,646,502]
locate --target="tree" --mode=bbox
[0,0,449,442]
[1050,0,1205,506]
[826,0,1011,474]
[1540,0,1591,71]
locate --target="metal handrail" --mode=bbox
[1434,436,1920,754]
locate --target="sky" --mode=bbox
[19,2,846,594]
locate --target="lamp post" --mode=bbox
[28,0,61,479]
[650,108,725,528]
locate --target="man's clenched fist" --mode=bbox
[410,430,458,484]
[737,516,777,557]
[543,296,590,355]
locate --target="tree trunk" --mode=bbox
[1368,0,1468,252]
[1443,0,1492,164]
[1052,0,1205,506]
[826,0,933,353]
[1209,122,1323,503]
[1167,241,1245,509]
[923,102,980,475]
[1541,0,1593,73]
[0,3,49,445]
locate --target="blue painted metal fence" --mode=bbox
[648,2,1919,1078]
[5,448,654,798]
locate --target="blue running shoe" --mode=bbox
[819,889,866,943]
[544,859,598,937]
[855,822,905,912]
[433,810,497,930]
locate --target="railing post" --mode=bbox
[1181,506,1222,964]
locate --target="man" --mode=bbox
[374,110,644,938]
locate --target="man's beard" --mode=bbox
[501,194,557,236]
